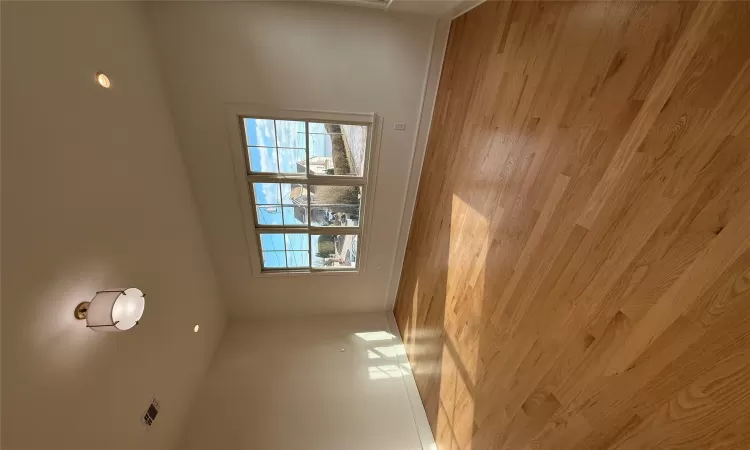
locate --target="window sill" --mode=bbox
[256,269,360,277]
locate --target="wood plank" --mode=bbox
[394,1,750,448]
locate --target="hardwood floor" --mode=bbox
[393,1,750,448]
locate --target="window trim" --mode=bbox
[226,105,381,277]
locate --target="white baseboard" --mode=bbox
[385,311,436,450]
[384,18,451,312]
[384,0,487,312]
[380,4,485,449]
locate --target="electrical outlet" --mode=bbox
[394,123,406,131]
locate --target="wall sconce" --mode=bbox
[74,288,145,332]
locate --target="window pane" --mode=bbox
[259,233,285,253]
[243,115,368,273]
[312,234,358,269]
[259,234,311,270]
[256,205,283,225]
[286,251,309,268]
[275,120,306,148]
[308,122,366,177]
[285,233,309,251]
[244,118,276,147]
[279,148,306,174]
[309,185,361,227]
[262,251,286,269]
[341,124,367,177]
[248,147,278,173]
[253,183,281,205]
[282,206,306,226]
[253,184,308,226]
[282,183,307,205]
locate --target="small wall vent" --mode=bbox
[141,397,161,428]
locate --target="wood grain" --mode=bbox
[394,1,750,448]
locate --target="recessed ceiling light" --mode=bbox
[193,324,200,333]
[96,72,111,89]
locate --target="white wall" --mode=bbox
[147,2,438,316]
[180,313,426,450]
[1,3,226,450]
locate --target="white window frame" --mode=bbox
[226,105,381,277]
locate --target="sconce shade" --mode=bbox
[86,288,145,332]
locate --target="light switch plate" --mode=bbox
[394,123,406,131]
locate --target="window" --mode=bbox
[238,114,372,273]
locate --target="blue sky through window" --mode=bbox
[260,233,309,268]
[245,118,332,176]
[253,183,306,226]
[256,206,283,225]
